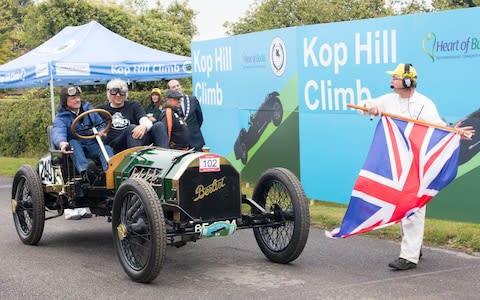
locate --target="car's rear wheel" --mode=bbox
[112,178,166,283]
[12,165,45,245]
[252,168,309,263]
[240,142,248,165]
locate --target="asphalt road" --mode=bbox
[1,176,479,299]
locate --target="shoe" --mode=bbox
[75,207,92,218]
[64,208,82,220]
[388,258,417,270]
[86,160,99,184]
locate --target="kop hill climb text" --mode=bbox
[304,30,397,111]
[193,47,231,106]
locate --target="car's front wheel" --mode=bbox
[112,178,166,283]
[12,165,45,245]
[252,168,309,263]
[272,99,283,127]
[240,142,248,165]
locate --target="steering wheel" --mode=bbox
[71,109,112,140]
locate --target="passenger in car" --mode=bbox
[161,89,191,150]
[145,88,163,123]
[167,79,205,151]
[52,85,113,177]
[97,79,168,153]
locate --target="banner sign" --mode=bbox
[192,8,480,223]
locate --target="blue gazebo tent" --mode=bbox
[0,20,192,120]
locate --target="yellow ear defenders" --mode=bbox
[403,63,416,88]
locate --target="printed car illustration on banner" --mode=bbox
[234,91,283,164]
[428,107,480,223]
[458,108,480,165]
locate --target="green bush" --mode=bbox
[0,96,51,156]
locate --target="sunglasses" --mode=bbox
[67,86,81,96]
[109,87,127,96]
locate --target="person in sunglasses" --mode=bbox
[52,85,113,180]
[97,78,168,153]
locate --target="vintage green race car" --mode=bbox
[10,109,310,283]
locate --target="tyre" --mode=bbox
[11,165,45,245]
[112,178,166,283]
[272,100,283,127]
[252,168,309,263]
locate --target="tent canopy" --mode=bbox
[0,20,192,89]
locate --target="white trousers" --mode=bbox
[399,206,425,264]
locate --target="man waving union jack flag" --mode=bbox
[327,116,460,240]
[328,63,473,271]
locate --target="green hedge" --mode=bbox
[0,84,192,157]
[0,96,51,157]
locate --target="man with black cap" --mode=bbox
[161,89,191,150]
[52,85,113,178]
[167,79,205,151]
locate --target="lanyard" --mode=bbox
[181,96,190,118]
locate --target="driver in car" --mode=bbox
[52,86,114,180]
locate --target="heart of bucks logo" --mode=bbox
[423,32,436,62]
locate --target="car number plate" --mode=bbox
[199,154,221,172]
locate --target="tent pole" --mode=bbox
[49,65,55,122]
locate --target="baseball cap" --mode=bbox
[165,89,183,99]
[386,63,417,78]
[151,88,162,95]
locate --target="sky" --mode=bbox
[160,0,257,41]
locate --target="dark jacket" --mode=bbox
[161,107,190,149]
[145,101,162,122]
[181,95,205,150]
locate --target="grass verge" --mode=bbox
[241,182,480,254]
[0,156,38,177]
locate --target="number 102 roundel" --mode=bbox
[199,154,221,172]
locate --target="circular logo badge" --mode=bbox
[270,37,286,76]
[182,60,193,73]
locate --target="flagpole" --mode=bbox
[347,104,473,139]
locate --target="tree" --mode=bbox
[20,0,137,50]
[164,0,197,39]
[124,0,149,14]
[225,0,395,35]
[224,0,459,36]
[432,0,480,9]
[129,1,196,57]
[0,0,32,63]
[17,0,195,58]
[391,0,432,14]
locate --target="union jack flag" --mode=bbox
[326,116,460,238]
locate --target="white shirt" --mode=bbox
[361,91,445,126]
